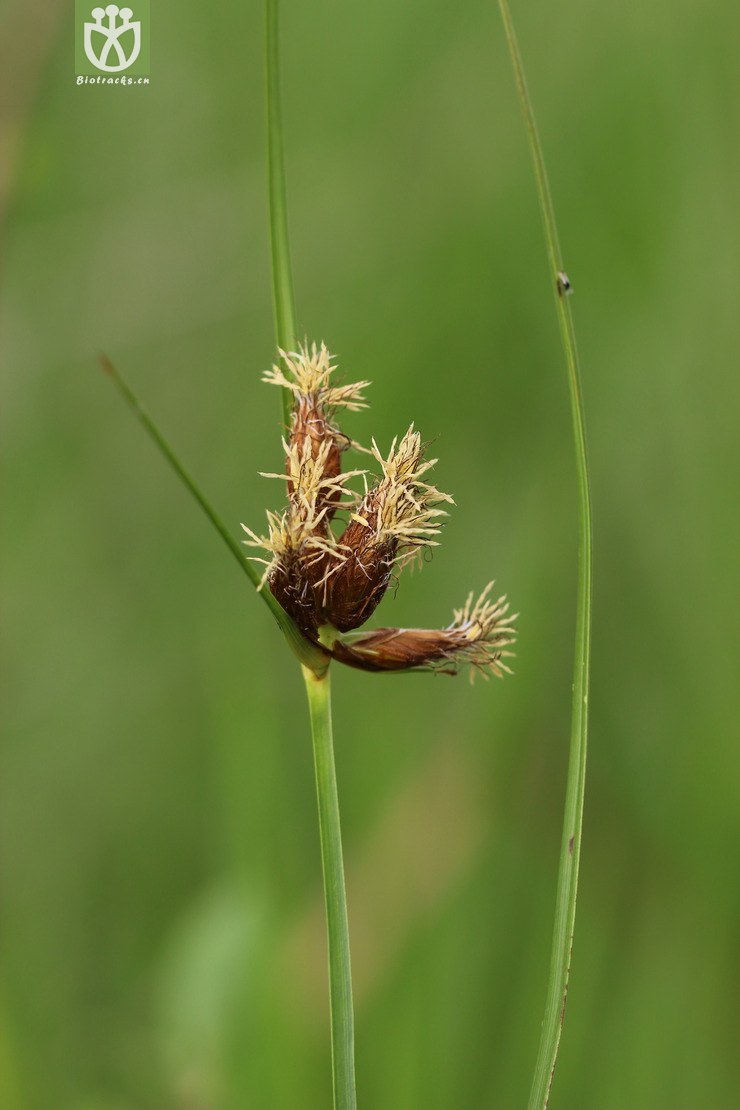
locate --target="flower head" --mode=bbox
[243,342,517,678]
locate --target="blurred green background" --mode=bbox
[2,1,739,1107]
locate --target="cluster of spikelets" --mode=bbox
[242,343,516,678]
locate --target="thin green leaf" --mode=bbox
[496,4,593,1107]
[101,355,328,674]
[265,0,297,430]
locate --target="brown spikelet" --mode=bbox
[319,523,395,632]
[242,435,363,637]
[262,342,369,526]
[320,427,452,631]
[290,404,349,521]
[330,584,517,679]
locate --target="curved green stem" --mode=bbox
[497,4,593,1108]
[265,0,297,430]
[302,666,357,1110]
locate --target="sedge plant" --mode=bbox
[104,1,591,1107]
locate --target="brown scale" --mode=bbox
[320,508,396,632]
[269,555,323,641]
[331,628,460,673]
[287,399,350,525]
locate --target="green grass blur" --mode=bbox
[2,1,739,1107]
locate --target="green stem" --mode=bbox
[497,4,593,1108]
[266,9,356,1105]
[265,0,297,430]
[302,666,357,1110]
[100,355,328,675]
